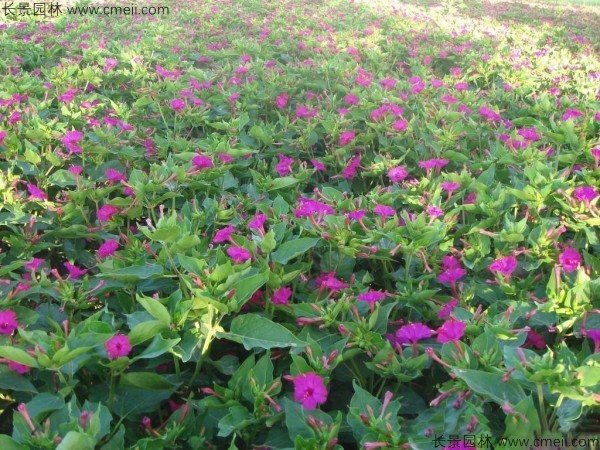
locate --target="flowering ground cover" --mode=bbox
[0,0,599,448]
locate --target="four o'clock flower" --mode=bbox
[574,186,598,203]
[291,372,328,409]
[559,247,582,273]
[275,92,288,109]
[339,130,356,146]
[437,319,466,343]
[227,246,252,264]
[213,224,234,244]
[0,310,19,335]
[97,204,120,223]
[272,286,292,305]
[489,256,518,281]
[388,166,408,183]
[105,334,132,359]
[98,240,119,258]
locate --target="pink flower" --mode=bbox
[441,181,460,194]
[227,246,252,264]
[64,262,88,280]
[436,320,466,343]
[248,213,267,230]
[24,257,44,271]
[419,158,449,171]
[392,118,408,131]
[438,299,458,319]
[437,267,466,284]
[559,247,582,273]
[98,240,119,258]
[525,330,546,349]
[388,166,408,183]
[292,372,328,409]
[489,256,518,278]
[395,323,433,344]
[293,198,334,218]
[357,290,386,306]
[218,153,234,164]
[272,286,292,305]
[275,154,294,176]
[7,361,30,374]
[454,81,468,91]
[479,107,502,123]
[105,335,132,359]
[275,92,288,109]
[27,184,47,201]
[562,109,583,121]
[0,310,18,335]
[315,272,347,292]
[311,159,326,171]
[339,130,356,146]
[427,206,444,218]
[105,168,126,183]
[103,57,117,72]
[574,186,598,202]
[342,155,361,180]
[373,204,395,218]
[344,94,359,105]
[213,225,233,244]
[97,204,120,222]
[517,127,540,141]
[61,130,83,154]
[0,130,7,144]
[192,154,213,170]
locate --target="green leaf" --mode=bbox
[217,405,253,437]
[0,369,37,393]
[0,346,38,368]
[230,270,269,307]
[137,335,181,359]
[0,434,27,450]
[101,264,164,282]
[576,366,600,387]
[120,372,178,390]
[452,368,525,406]
[100,425,125,450]
[136,294,171,326]
[268,177,300,191]
[26,393,65,420]
[271,238,320,264]
[501,397,541,447]
[56,432,95,450]
[128,320,169,345]
[219,314,307,350]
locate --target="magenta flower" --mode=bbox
[293,372,328,409]
[0,130,7,144]
[98,240,119,258]
[97,204,120,222]
[437,267,466,284]
[427,206,444,218]
[388,166,408,183]
[344,94,359,105]
[489,256,518,278]
[454,81,468,91]
[525,330,546,349]
[315,272,347,292]
[478,106,502,122]
[373,204,395,218]
[0,310,18,335]
[192,155,213,170]
[105,168,126,183]
[395,323,433,344]
[105,335,132,360]
[419,158,449,172]
[213,225,233,244]
[574,186,598,202]
[61,130,83,154]
[27,184,47,201]
[561,109,583,121]
[24,257,44,271]
[275,92,288,109]
[227,246,252,264]
[392,118,408,131]
[64,262,88,280]
[436,320,466,343]
[517,127,540,141]
[442,255,461,270]
[272,286,292,305]
[438,299,458,319]
[7,361,30,374]
[357,290,386,306]
[248,213,267,230]
[103,57,117,72]
[275,154,294,176]
[441,181,460,194]
[293,198,334,218]
[559,247,582,273]
[342,155,361,180]
[339,130,356,146]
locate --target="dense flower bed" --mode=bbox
[0,0,599,448]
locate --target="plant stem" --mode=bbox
[108,369,117,410]
[537,383,550,432]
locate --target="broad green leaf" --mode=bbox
[120,372,178,390]
[230,270,269,307]
[452,368,525,406]
[0,346,38,368]
[128,320,169,345]
[576,366,600,387]
[0,369,37,393]
[271,238,320,264]
[101,264,164,282]
[137,335,181,359]
[136,294,171,325]
[0,435,27,450]
[219,314,307,350]
[56,432,95,450]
